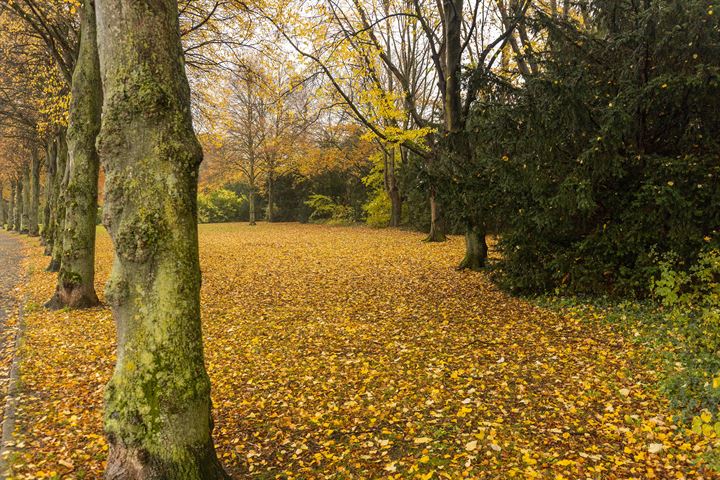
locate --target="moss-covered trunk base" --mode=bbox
[45,283,100,310]
[456,223,487,271]
[46,258,61,273]
[105,439,230,480]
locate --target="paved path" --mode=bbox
[0,230,22,479]
[0,230,21,324]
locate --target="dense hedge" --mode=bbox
[469,0,720,295]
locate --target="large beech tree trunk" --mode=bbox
[457,220,488,271]
[48,131,69,272]
[28,147,41,237]
[46,0,101,309]
[95,0,229,478]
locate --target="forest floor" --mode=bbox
[4,223,717,479]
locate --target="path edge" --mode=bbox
[0,251,26,478]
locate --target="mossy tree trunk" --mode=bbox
[456,220,487,271]
[95,0,229,478]
[48,130,69,272]
[28,147,41,237]
[43,138,59,253]
[46,0,102,310]
[20,163,29,234]
[14,178,22,232]
[0,180,5,228]
[8,181,16,231]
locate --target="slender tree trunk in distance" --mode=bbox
[28,147,41,237]
[46,0,101,310]
[267,175,273,222]
[389,187,401,227]
[385,147,402,228]
[48,131,69,272]
[249,188,256,225]
[20,164,29,234]
[424,189,447,242]
[95,0,229,477]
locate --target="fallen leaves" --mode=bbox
[6,223,719,478]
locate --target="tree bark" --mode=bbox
[389,187,402,227]
[28,147,41,237]
[43,138,59,254]
[249,188,256,225]
[20,163,30,234]
[384,147,402,228]
[266,175,273,223]
[48,131,69,272]
[15,178,22,232]
[443,0,488,268]
[424,189,446,242]
[46,0,101,310]
[9,181,16,231]
[95,0,229,477]
[0,181,4,228]
[456,220,487,271]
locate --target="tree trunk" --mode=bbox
[28,147,41,237]
[43,138,59,254]
[0,181,5,228]
[266,175,273,223]
[95,0,229,477]
[389,187,402,227]
[46,0,101,310]
[48,131,69,272]
[8,181,16,231]
[424,190,446,242]
[14,178,22,232]
[457,220,487,271]
[20,163,30,234]
[249,189,256,225]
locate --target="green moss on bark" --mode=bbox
[96,0,228,477]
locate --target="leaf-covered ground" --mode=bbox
[6,224,718,479]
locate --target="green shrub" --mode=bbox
[363,190,391,228]
[468,0,720,296]
[305,194,357,225]
[651,249,720,416]
[198,188,246,223]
